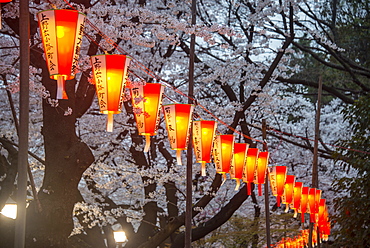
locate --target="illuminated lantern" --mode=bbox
[291,182,303,218]
[299,187,310,223]
[242,148,259,195]
[231,143,249,190]
[282,175,295,212]
[38,9,85,99]
[318,198,326,226]
[0,0,11,29]
[254,151,269,196]
[192,120,217,176]
[163,104,194,165]
[269,165,287,207]
[130,83,164,152]
[308,188,321,223]
[91,54,131,132]
[212,134,235,182]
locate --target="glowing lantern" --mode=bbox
[231,143,249,190]
[269,166,287,207]
[212,134,235,182]
[91,54,131,132]
[291,182,303,218]
[254,151,269,196]
[242,148,259,195]
[282,175,295,212]
[130,83,164,152]
[318,198,326,225]
[308,188,321,223]
[299,187,310,223]
[38,9,85,99]
[192,120,217,176]
[0,0,11,29]
[163,104,194,165]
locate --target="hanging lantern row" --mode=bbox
[36,13,330,238]
[273,222,331,248]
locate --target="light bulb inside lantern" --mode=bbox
[56,25,66,38]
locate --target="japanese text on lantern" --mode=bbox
[213,137,221,171]
[193,122,202,160]
[132,87,144,129]
[39,13,56,73]
[269,167,278,195]
[164,106,176,145]
[71,21,85,75]
[92,57,106,109]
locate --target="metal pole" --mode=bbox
[262,119,271,248]
[309,76,322,248]
[185,0,196,247]
[15,0,30,247]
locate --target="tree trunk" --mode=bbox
[25,72,94,247]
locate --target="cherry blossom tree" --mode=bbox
[0,0,368,247]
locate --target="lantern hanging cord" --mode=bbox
[60,0,263,144]
[247,121,370,156]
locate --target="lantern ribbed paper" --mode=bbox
[299,187,310,223]
[163,104,194,165]
[91,54,131,132]
[131,83,164,152]
[269,165,287,207]
[192,120,217,176]
[231,143,249,190]
[38,9,85,99]
[254,151,269,196]
[282,175,295,212]
[212,134,235,182]
[242,148,259,195]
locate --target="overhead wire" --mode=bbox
[55,0,369,154]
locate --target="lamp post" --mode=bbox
[15,0,29,247]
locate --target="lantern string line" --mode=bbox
[51,0,367,152]
[247,122,370,155]
[268,127,370,155]
[57,0,262,144]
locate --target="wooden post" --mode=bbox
[185,0,196,247]
[15,0,30,247]
[309,76,322,248]
[262,119,271,248]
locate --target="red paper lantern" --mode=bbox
[231,143,249,190]
[130,83,164,152]
[192,120,217,176]
[38,9,85,99]
[282,175,295,212]
[91,54,131,132]
[163,104,194,165]
[242,148,259,195]
[291,181,303,218]
[299,187,310,223]
[318,198,326,225]
[254,151,269,196]
[269,165,287,207]
[0,0,11,29]
[212,134,235,182]
[308,188,317,223]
